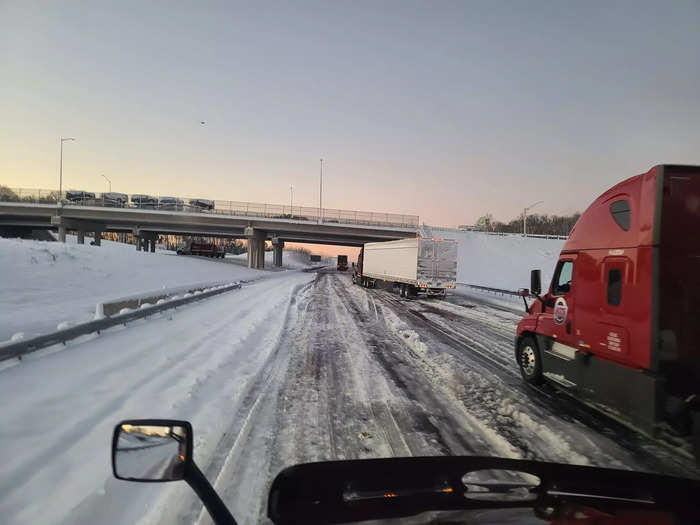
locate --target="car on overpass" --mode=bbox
[131,194,158,209]
[65,190,96,203]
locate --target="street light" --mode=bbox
[101,174,112,193]
[319,158,323,224]
[523,200,543,236]
[289,185,293,213]
[58,137,76,207]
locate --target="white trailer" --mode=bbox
[354,237,457,297]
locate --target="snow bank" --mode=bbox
[437,231,565,291]
[0,237,263,341]
[226,249,321,270]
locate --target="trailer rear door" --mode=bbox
[417,239,457,287]
[657,165,700,397]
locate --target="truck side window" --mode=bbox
[607,269,622,306]
[609,200,630,231]
[552,261,573,295]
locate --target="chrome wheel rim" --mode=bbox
[521,345,536,376]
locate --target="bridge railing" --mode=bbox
[0,187,419,229]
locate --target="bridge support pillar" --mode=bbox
[245,227,266,269]
[93,232,102,246]
[150,238,156,253]
[52,216,104,246]
[272,237,284,267]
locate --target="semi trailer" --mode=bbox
[514,164,700,457]
[353,237,457,298]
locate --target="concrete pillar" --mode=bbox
[136,236,142,251]
[150,238,156,252]
[245,227,266,269]
[93,232,102,246]
[77,230,85,244]
[58,225,67,243]
[272,238,284,267]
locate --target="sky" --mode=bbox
[1,1,699,227]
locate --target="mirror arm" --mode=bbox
[185,461,238,525]
[521,294,530,314]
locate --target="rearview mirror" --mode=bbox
[112,419,192,482]
[530,270,542,296]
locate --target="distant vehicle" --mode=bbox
[158,196,184,211]
[337,255,348,271]
[353,237,457,298]
[189,198,215,211]
[176,239,225,258]
[310,254,322,262]
[100,192,128,207]
[131,194,158,208]
[65,190,96,203]
[515,165,700,461]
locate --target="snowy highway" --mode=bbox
[0,269,696,525]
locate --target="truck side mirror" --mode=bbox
[530,270,542,296]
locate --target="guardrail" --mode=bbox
[0,282,242,363]
[0,187,419,229]
[464,284,523,297]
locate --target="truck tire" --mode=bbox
[405,285,415,299]
[517,336,543,384]
[399,284,405,297]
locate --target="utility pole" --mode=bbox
[290,185,293,212]
[58,137,75,208]
[319,158,323,223]
[101,174,112,193]
[523,200,543,236]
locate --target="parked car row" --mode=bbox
[63,191,215,211]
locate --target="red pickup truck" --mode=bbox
[515,165,700,456]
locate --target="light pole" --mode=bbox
[101,174,111,193]
[523,200,543,236]
[58,137,75,206]
[289,185,293,213]
[319,158,323,223]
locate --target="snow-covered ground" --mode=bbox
[0,237,306,342]
[0,271,694,525]
[225,249,325,270]
[437,230,565,291]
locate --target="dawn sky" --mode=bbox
[2,1,699,226]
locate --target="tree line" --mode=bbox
[476,212,581,236]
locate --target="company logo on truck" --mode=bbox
[553,297,568,325]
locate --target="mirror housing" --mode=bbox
[112,419,192,482]
[530,270,542,296]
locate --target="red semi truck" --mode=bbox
[515,165,700,454]
[176,239,225,258]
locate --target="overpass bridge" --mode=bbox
[0,188,418,268]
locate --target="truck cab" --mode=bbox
[515,165,700,450]
[337,255,348,271]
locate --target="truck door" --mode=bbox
[538,258,579,388]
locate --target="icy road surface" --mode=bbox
[0,271,695,525]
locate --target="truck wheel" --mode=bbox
[517,336,543,384]
[399,284,405,297]
[405,285,415,299]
